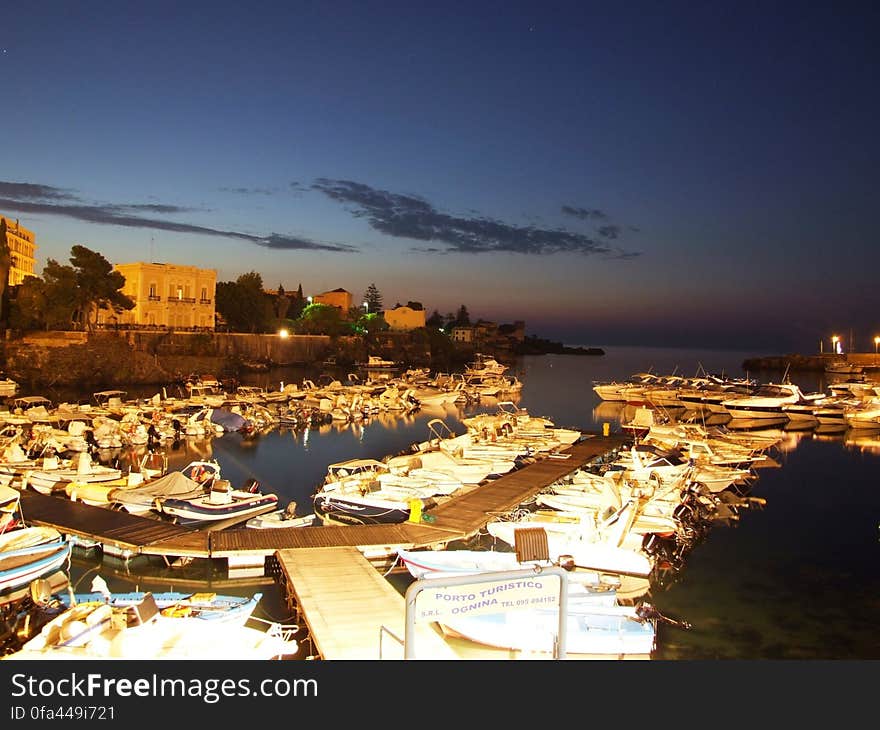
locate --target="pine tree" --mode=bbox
[364,283,383,313]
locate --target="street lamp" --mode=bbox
[831,335,839,355]
[874,336,879,363]
[363,301,369,313]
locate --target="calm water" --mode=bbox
[51,346,880,660]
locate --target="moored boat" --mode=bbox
[156,479,279,525]
[0,525,72,597]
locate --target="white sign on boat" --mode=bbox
[404,567,571,659]
[413,573,564,622]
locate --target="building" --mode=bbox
[101,262,217,329]
[383,304,426,331]
[312,288,352,313]
[451,325,475,343]
[0,214,38,286]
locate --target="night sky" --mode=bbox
[2,2,878,353]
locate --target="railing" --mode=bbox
[168,297,196,304]
[199,298,212,304]
[378,625,404,659]
[148,295,161,301]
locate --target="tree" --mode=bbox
[0,218,10,326]
[7,275,46,330]
[215,271,275,332]
[364,283,383,313]
[454,304,471,326]
[40,259,81,329]
[294,302,344,335]
[287,283,306,319]
[426,309,444,328]
[69,245,134,330]
[273,284,291,320]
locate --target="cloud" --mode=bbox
[597,225,621,239]
[0,181,77,201]
[0,180,355,253]
[561,205,607,221]
[312,178,640,257]
[218,186,277,196]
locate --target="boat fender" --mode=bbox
[243,478,260,494]
[161,604,193,618]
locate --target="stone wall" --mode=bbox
[1,331,337,389]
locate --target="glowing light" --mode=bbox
[278,328,289,338]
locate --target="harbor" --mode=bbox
[2,347,879,661]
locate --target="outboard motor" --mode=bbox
[636,602,692,630]
[642,532,663,556]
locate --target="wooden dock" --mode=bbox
[275,546,458,659]
[17,433,631,660]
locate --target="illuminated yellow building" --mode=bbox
[383,305,426,331]
[312,287,352,313]
[103,262,217,329]
[0,214,38,286]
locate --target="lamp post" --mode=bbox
[831,335,839,355]
[874,336,879,364]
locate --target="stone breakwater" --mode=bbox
[742,353,880,372]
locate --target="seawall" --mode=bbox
[742,353,880,372]
[2,331,335,389]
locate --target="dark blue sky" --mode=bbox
[2,2,878,353]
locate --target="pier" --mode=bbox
[17,434,630,659]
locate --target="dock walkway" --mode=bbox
[19,435,628,562]
[275,546,458,659]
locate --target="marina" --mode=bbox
[2,347,879,660]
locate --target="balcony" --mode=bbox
[199,298,212,305]
[169,297,196,304]
[148,295,161,301]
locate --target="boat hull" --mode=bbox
[313,493,415,525]
[1,530,72,595]
[158,493,278,524]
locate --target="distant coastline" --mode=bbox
[513,335,604,356]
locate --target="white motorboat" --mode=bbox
[438,596,657,659]
[156,479,279,525]
[3,593,299,660]
[721,382,822,420]
[592,372,659,402]
[396,546,656,658]
[843,400,880,429]
[22,451,124,496]
[107,464,217,515]
[1,524,72,596]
